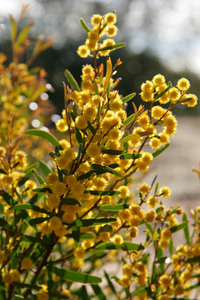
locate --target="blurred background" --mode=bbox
[1,0,200,204]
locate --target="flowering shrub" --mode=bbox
[0,9,200,300]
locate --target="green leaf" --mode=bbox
[62,197,81,207]
[121,92,136,103]
[64,70,80,91]
[25,129,60,146]
[131,286,147,297]
[183,213,190,245]
[1,191,15,206]
[152,143,170,158]
[75,127,83,145]
[87,121,96,136]
[170,222,186,233]
[123,113,135,126]
[30,86,48,102]
[180,97,193,104]
[75,218,116,227]
[169,237,173,255]
[154,82,172,100]
[32,170,44,185]
[99,204,129,211]
[186,256,200,264]
[155,257,168,264]
[11,204,50,215]
[101,149,124,155]
[96,242,144,251]
[104,271,117,295]
[15,282,41,291]
[120,152,142,160]
[92,285,106,300]
[98,42,126,52]
[91,164,121,177]
[29,217,48,226]
[33,187,52,193]
[80,18,90,33]
[53,266,101,284]
[120,133,140,144]
[0,218,13,231]
[17,22,34,46]
[77,170,95,181]
[39,161,51,177]
[9,14,17,41]
[84,190,120,196]
[0,169,7,174]
[141,220,154,235]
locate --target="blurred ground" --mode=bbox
[146,115,200,211]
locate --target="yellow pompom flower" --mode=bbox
[51,181,66,196]
[137,115,150,129]
[120,274,131,286]
[74,246,85,258]
[91,14,102,26]
[149,137,161,150]
[177,78,190,91]
[21,257,33,270]
[159,186,171,198]
[77,45,90,58]
[169,87,181,102]
[152,74,165,86]
[138,183,151,195]
[151,105,165,119]
[147,195,158,208]
[54,225,67,237]
[56,119,68,132]
[129,227,138,238]
[75,115,88,129]
[145,210,156,222]
[141,80,154,92]
[140,90,154,102]
[161,228,171,240]
[49,216,62,230]
[98,231,111,242]
[106,25,118,37]
[105,12,117,25]
[118,185,130,198]
[182,93,198,107]
[99,39,115,56]
[113,234,123,245]
[159,238,169,249]
[158,274,171,288]
[158,132,170,145]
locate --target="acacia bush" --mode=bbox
[0,8,200,300]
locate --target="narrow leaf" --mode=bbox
[96,242,144,251]
[152,143,169,158]
[53,266,101,284]
[84,190,120,196]
[101,149,124,155]
[80,18,90,33]
[30,86,47,102]
[29,217,48,225]
[25,129,60,146]
[183,213,190,245]
[123,114,135,126]
[99,204,129,211]
[65,70,80,91]
[98,42,126,52]
[87,121,96,136]
[104,271,117,295]
[39,161,51,177]
[92,285,106,300]
[17,22,34,46]
[75,218,116,227]
[170,222,186,233]
[121,92,136,103]
[9,14,17,41]
[120,133,140,144]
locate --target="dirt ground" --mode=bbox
[144,115,200,211]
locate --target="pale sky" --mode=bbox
[1,0,200,77]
